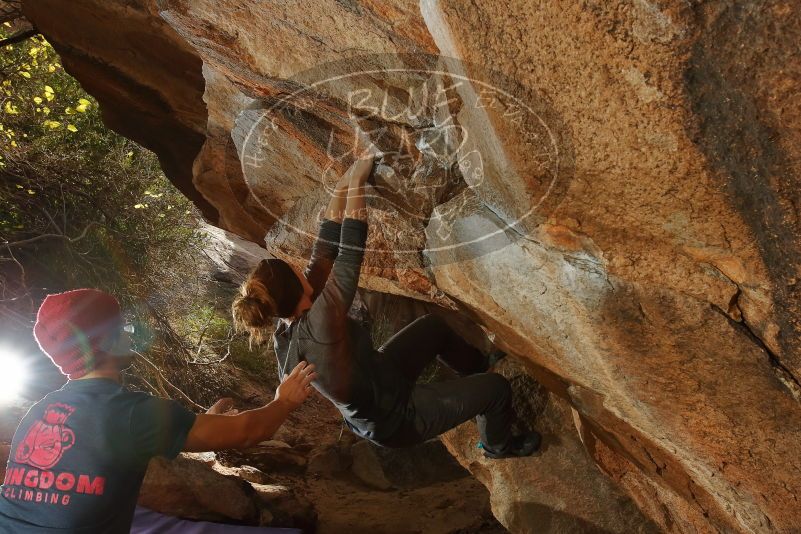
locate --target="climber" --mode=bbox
[0,288,316,533]
[231,140,541,458]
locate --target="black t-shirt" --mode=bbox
[0,378,197,533]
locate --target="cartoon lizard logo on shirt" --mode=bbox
[14,403,76,469]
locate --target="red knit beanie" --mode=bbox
[33,289,124,379]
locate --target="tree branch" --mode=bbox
[1,221,100,248]
[133,349,206,410]
[3,243,32,315]
[190,326,234,365]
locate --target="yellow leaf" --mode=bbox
[126,151,134,157]
[67,124,78,132]
[15,184,22,189]
[78,98,91,106]
[19,71,31,78]
[65,107,75,114]
[32,96,42,104]
[27,189,35,195]
[10,140,17,147]
[43,120,61,129]
[75,104,87,113]
[44,85,54,94]
[2,22,11,28]
[44,92,54,102]
[3,101,18,114]
[134,204,145,209]
[47,65,56,73]
[42,106,50,115]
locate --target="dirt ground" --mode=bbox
[225,373,507,534]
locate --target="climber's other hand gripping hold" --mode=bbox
[343,150,374,222]
[323,143,376,223]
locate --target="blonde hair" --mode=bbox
[231,258,303,345]
[232,277,275,345]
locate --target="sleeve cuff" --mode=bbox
[341,217,368,234]
[166,408,197,459]
[319,218,342,243]
[338,218,368,260]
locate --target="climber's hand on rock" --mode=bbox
[275,361,317,409]
[353,127,382,162]
[206,397,238,415]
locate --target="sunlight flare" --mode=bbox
[0,347,28,403]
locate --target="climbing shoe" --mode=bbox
[480,430,542,459]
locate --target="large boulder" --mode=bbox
[138,452,316,529]
[21,0,801,532]
[139,453,259,523]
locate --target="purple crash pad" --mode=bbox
[130,506,303,534]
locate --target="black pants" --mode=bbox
[374,314,513,450]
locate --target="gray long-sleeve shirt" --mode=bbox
[273,218,406,442]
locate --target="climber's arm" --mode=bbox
[304,153,372,299]
[182,361,317,451]
[343,153,371,221]
[323,172,351,223]
[304,217,342,302]
[303,155,373,342]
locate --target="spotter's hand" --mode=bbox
[275,361,317,409]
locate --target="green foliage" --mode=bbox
[0,28,273,407]
[181,303,273,381]
[230,335,276,383]
[0,28,90,163]
[182,303,230,341]
[0,29,201,309]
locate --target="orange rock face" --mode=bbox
[22,0,801,531]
